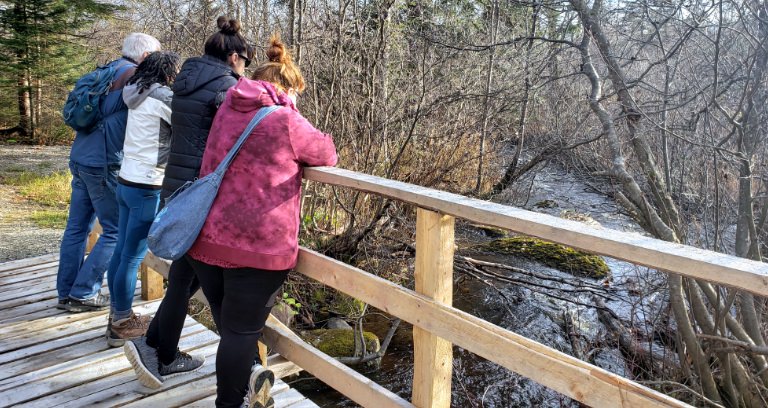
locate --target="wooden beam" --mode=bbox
[140,264,164,301]
[263,315,414,408]
[142,253,171,278]
[86,220,103,254]
[412,209,454,408]
[295,248,692,408]
[304,167,768,296]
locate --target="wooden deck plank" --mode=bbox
[0,262,58,282]
[0,304,65,326]
[0,279,134,321]
[0,292,149,340]
[0,290,143,363]
[70,342,221,408]
[19,329,220,408]
[0,284,141,324]
[0,279,57,301]
[184,386,317,408]
[0,253,59,273]
[0,311,108,353]
[0,320,205,395]
[273,386,312,407]
[286,398,323,408]
[0,314,200,386]
[0,287,63,309]
[0,254,316,408]
[123,376,291,408]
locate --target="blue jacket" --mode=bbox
[69,58,137,167]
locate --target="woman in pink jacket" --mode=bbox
[186,35,337,408]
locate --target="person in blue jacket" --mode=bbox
[57,33,162,313]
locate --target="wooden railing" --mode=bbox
[125,166,768,408]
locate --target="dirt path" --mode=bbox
[0,145,70,262]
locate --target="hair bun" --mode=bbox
[216,16,241,35]
[265,33,291,64]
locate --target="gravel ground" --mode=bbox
[0,145,70,262]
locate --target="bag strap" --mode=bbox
[214,105,282,175]
[111,61,137,92]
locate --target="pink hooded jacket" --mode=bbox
[187,78,337,270]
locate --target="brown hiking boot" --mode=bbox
[107,312,151,347]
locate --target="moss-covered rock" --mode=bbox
[475,236,610,278]
[301,329,380,361]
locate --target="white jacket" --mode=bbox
[120,83,173,186]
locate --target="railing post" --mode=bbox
[412,208,455,408]
[140,263,164,300]
[86,220,102,253]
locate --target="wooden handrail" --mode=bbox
[294,248,689,408]
[110,165,768,407]
[305,166,768,297]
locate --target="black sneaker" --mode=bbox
[159,350,205,378]
[243,365,275,408]
[56,298,69,310]
[67,292,110,312]
[124,337,163,389]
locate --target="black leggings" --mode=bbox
[145,256,200,364]
[187,255,289,408]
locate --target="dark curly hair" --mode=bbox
[127,51,181,94]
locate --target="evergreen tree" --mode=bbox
[0,0,120,141]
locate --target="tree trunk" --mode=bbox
[491,4,539,195]
[287,0,296,46]
[16,69,31,138]
[475,0,498,193]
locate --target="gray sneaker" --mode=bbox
[158,350,205,378]
[124,337,163,389]
[243,365,275,408]
[67,291,110,312]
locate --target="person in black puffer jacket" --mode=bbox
[123,16,254,391]
[162,18,252,201]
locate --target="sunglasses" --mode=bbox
[232,52,251,68]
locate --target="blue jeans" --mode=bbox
[107,183,161,314]
[57,161,120,300]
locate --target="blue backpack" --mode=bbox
[62,61,129,132]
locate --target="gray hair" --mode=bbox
[122,33,161,61]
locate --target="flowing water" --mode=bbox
[294,166,673,407]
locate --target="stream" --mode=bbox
[294,166,674,407]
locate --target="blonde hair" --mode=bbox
[251,34,305,93]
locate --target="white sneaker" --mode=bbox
[242,365,275,408]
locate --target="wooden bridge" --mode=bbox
[3,166,768,407]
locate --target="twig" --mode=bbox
[698,334,768,355]
[337,318,402,365]
[639,381,725,408]
[457,257,619,301]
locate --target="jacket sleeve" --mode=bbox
[288,112,338,167]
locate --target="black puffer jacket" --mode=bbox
[161,55,238,202]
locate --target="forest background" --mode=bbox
[2,0,768,406]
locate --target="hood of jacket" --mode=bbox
[172,55,238,97]
[227,78,298,113]
[122,83,162,109]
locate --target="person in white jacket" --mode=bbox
[106,51,180,347]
